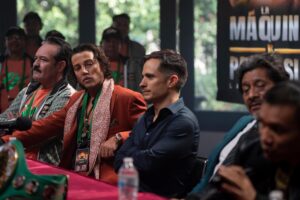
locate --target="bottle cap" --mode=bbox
[269,190,284,200]
[123,157,133,163]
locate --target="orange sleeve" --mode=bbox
[1,92,81,148]
[118,91,147,142]
[1,107,67,149]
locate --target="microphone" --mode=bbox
[0,117,32,131]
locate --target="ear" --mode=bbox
[56,60,67,74]
[168,74,179,88]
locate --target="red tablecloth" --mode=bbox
[27,159,167,200]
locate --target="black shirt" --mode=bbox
[114,98,200,198]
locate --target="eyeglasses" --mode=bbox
[73,59,98,72]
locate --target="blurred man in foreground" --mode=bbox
[216,81,300,200]
[190,53,289,195]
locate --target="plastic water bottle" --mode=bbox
[269,190,284,200]
[118,157,139,200]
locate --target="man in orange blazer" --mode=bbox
[1,43,147,185]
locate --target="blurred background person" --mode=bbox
[23,11,43,59]
[100,27,127,87]
[45,29,77,88]
[112,13,145,91]
[0,26,32,112]
[45,29,66,41]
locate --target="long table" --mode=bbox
[27,159,167,200]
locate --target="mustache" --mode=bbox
[33,65,41,73]
[248,97,261,104]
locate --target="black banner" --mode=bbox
[217,0,300,103]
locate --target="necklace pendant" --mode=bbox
[82,124,89,138]
[82,128,87,138]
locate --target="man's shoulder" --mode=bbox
[51,81,76,95]
[128,40,145,54]
[180,107,198,122]
[114,85,143,98]
[233,115,255,127]
[43,83,76,105]
[61,84,76,95]
[223,115,255,140]
[170,103,199,127]
[129,40,144,49]
[71,90,84,99]
[172,100,195,116]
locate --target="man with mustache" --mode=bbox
[210,81,300,200]
[190,53,289,194]
[114,49,200,198]
[0,36,75,165]
[1,43,147,184]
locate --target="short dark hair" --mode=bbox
[238,53,289,93]
[23,11,43,27]
[264,80,300,125]
[71,43,112,79]
[144,49,188,91]
[45,30,65,40]
[5,26,26,38]
[101,27,122,42]
[112,13,130,23]
[43,36,72,78]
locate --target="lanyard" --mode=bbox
[76,89,101,146]
[111,60,121,84]
[3,56,27,92]
[21,91,37,118]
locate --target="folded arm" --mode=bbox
[115,116,196,172]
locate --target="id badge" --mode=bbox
[74,148,89,172]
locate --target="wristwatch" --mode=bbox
[115,133,122,147]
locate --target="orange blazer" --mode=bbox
[3,85,147,184]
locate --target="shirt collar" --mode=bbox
[146,97,185,116]
[167,97,185,114]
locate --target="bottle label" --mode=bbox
[118,177,138,200]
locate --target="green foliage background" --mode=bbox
[17,0,159,51]
[18,0,78,47]
[194,0,245,111]
[95,0,159,52]
[17,0,244,111]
